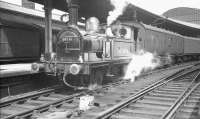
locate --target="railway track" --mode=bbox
[162,82,200,119]
[0,78,130,119]
[86,67,200,119]
[0,62,199,119]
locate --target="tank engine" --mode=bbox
[38,21,133,88]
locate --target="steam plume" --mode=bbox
[124,50,160,82]
[107,0,129,25]
[108,0,145,25]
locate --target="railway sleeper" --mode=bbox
[120,108,164,117]
[148,92,181,98]
[37,96,60,101]
[156,88,184,92]
[142,95,177,101]
[152,90,184,95]
[60,102,78,109]
[128,103,170,110]
[175,112,198,119]
[26,99,50,105]
[161,87,186,90]
[137,99,175,106]
[179,107,199,113]
[11,103,36,109]
[1,106,26,115]
[111,114,152,119]
[139,97,176,104]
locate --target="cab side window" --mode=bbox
[119,26,132,40]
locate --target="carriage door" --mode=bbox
[133,27,138,52]
[133,26,145,52]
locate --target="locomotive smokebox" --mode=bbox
[68,3,79,25]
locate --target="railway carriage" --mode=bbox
[141,23,200,64]
[127,22,200,64]
[0,18,42,63]
[142,24,184,64]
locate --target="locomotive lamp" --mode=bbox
[69,64,82,75]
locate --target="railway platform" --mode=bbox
[0,63,36,78]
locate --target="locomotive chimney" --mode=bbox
[68,3,79,25]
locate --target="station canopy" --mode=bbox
[30,0,200,37]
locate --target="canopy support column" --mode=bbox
[44,0,53,55]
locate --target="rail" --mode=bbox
[94,66,200,119]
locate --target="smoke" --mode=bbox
[124,50,160,82]
[108,0,146,25]
[105,27,114,36]
[107,0,129,25]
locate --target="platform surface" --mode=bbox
[0,63,35,78]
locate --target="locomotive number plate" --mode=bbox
[62,37,78,43]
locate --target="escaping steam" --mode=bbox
[108,0,160,82]
[124,50,160,82]
[107,0,143,25]
[107,0,129,25]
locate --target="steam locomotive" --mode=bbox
[36,19,135,88]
